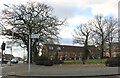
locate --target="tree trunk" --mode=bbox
[82,36,89,64]
[55,51,58,60]
[101,40,104,59]
[109,43,112,57]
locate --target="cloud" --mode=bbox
[1,0,118,18]
[59,27,73,38]
[52,1,92,18]
[90,0,118,17]
[0,0,29,4]
[88,0,110,4]
[67,15,93,25]
[60,38,73,45]
[39,0,118,18]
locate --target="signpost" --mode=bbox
[28,33,40,72]
[31,34,40,38]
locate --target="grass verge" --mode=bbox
[64,59,107,64]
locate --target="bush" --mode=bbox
[52,59,64,64]
[35,56,64,66]
[35,56,48,65]
[44,60,53,66]
[35,56,53,66]
[105,57,120,67]
[35,60,44,65]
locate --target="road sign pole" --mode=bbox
[28,33,40,72]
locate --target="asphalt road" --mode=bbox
[1,75,120,78]
[1,64,120,77]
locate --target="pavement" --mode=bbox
[0,63,120,78]
[0,64,120,78]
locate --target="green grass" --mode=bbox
[87,59,107,64]
[64,60,82,64]
[64,59,107,64]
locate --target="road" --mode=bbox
[0,67,2,78]
[1,64,120,77]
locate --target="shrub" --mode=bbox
[105,57,120,67]
[52,59,64,64]
[35,56,53,66]
[44,60,53,66]
[35,56,48,65]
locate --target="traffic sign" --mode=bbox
[31,34,40,38]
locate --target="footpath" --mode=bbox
[1,64,120,77]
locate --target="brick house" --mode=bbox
[41,44,101,60]
[105,42,120,57]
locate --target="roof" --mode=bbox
[44,44,83,52]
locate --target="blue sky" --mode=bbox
[0,0,119,57]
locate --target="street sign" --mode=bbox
[31,34,40,38]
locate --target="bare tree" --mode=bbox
[92,15,117,59]
[73,22,92,64]
[105,17,117,57]
[1,2,65,63]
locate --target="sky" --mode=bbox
[0,0,119,58]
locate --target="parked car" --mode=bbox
[11,59,18,64]
[105,57,120,67]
